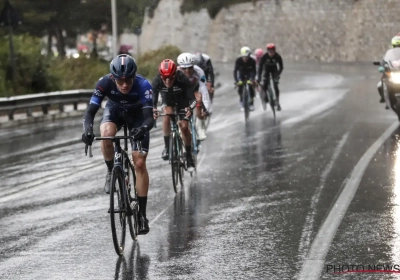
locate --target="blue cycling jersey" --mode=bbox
[89,74,153,110]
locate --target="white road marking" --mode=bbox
[298,121,399,279]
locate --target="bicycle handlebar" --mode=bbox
[85,135,145,158]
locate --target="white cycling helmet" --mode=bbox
[177,53,195,68]
[240,46,251,57]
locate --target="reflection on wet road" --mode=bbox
[1,62,400,279]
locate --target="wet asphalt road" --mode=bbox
[1,62,400,279]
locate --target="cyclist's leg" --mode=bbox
[207,81,214,101]
[273,71,281,109]
[194,91,203,119]
[249,84,255,108]
[238,84,244,108]
[161,92,173,160]
[263,74,270,103]
[176,100,195,170]
[129,116,150,234]
[100,104,123,193]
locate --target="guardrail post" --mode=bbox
[26,108,32,117]
[42,105,49,115]
[8,109,14,120]
[59,103,64,113]
[73,102,78,110]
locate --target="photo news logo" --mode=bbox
[326,264,400,274]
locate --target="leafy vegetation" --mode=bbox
[0,35,180,97]
[136,45,181,81]
[2,0,161,56]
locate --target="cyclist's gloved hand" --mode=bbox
[153,108,159,120]
[131,126,147,140]
[82,129,95,146]
[237,80,243,86]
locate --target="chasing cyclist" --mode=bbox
[193,52,215,101]
[177,53,211,141]
[152,59,196,171]
[234,46,257,111]
[81,54,154,235]
[258,43,284,111]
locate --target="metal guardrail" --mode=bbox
[0,89,92,120]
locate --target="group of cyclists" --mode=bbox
[234,44,284,111]
[80,42,284,235]
[81,51,215,235]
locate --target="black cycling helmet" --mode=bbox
[110,54,137,79]
[193,52,205,66]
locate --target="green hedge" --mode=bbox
[0,35,181,97]
[136,45,181,80]
[50,56,109,90]
[0,35,57,97]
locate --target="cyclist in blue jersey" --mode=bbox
[81,54,154,235]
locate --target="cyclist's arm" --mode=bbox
[206,59,215,85]
[233,58,240,82]
[277,54,284,75]
[250,59,256,80]
[258,55,266,81]
[198,70,211,111]
[83,78,108,131]
[151,75,162,108]
[139,80,155,131]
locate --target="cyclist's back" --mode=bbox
[193,53,214,86]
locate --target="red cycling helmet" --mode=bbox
[159,59,177,78]
[266,43,276,51]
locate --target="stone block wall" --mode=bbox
[140,0,400,62]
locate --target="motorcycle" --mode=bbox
[374,48,400,120]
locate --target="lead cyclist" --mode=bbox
[177,53,211,141]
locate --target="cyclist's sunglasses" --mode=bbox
[161,74,176,80]
[115,77,134,85]
[181,66,194,71]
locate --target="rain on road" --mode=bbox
[1,62,399,280]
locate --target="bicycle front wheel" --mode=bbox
[110,167,127,256]
[169,132,179,193]
[177,136,185,186]
[243,84,250,121]
[124,154,139,241]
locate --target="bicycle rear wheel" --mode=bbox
[110,167,127,256]
[243,84,250,121]
[124,154,139,241]
[169,132,179,193]
[259,86,267,111]
[268,85,276,122]
[190,117,198,178]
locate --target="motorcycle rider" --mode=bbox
[258,43,284,111]
[377,36,400,105]
[234,46,256,111]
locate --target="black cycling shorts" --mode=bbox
[101,103,150,152]
[160,92,190,121]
